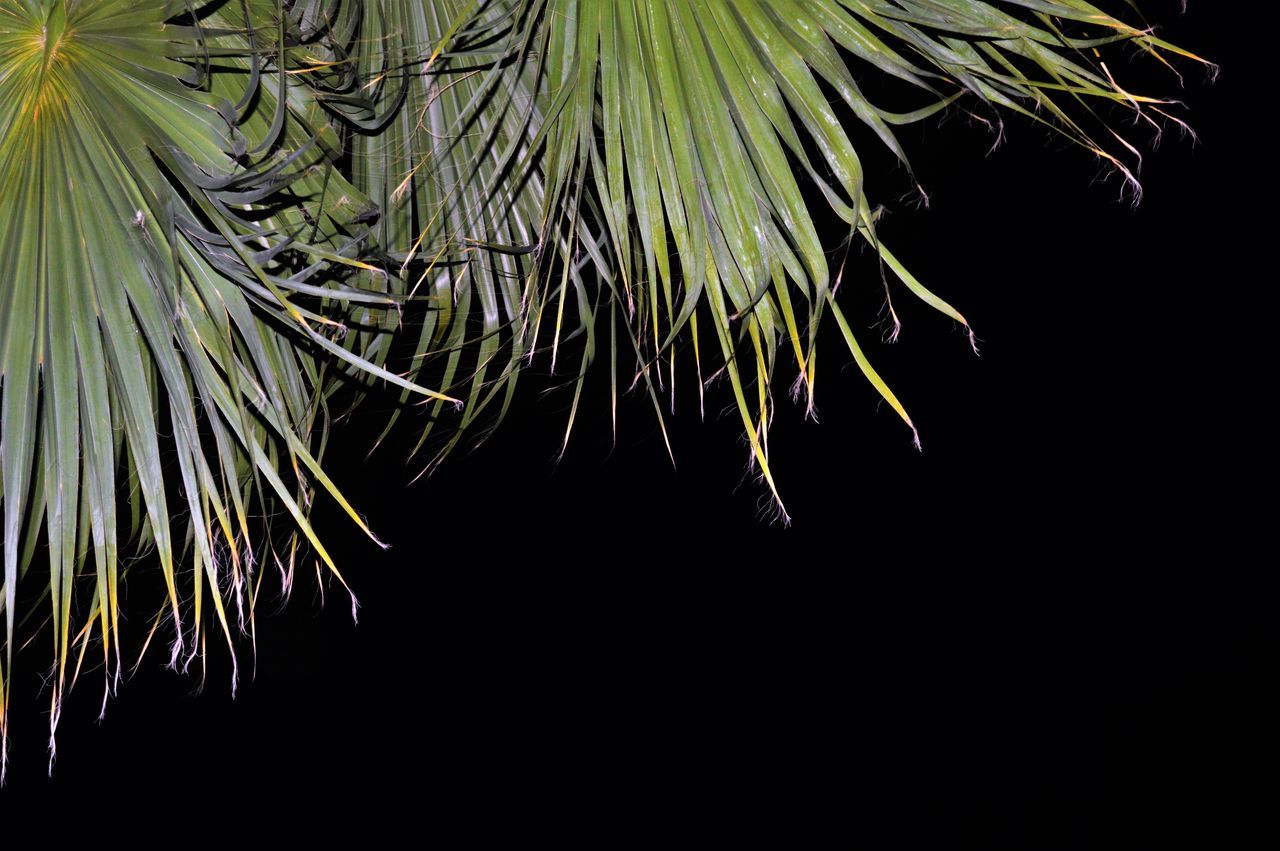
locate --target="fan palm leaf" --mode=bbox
[0,0,1207,775]
[527,0,1201,511]
[0,0,443,768]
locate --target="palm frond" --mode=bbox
[0,0,435,771]
[525,0,1205,514]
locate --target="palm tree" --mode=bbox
[0,0,1206,777]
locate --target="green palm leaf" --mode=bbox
[527,0,1202,513]
[0,0,1207,776]
[0,0,436,770]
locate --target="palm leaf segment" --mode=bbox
[0,0,1202,771]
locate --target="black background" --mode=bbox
[2,4,1267,844]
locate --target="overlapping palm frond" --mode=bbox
[349,0,553,463]
[0,0,1206,776]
